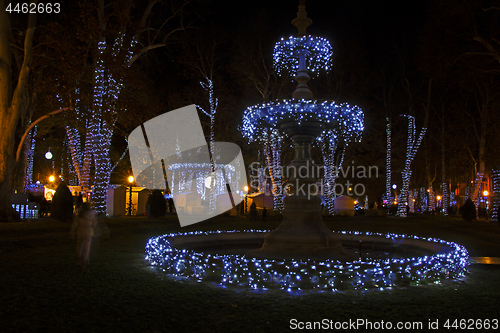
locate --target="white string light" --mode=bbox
[442,182,449,215]
[429,188,436,212]
[23,125,37,191]
[145,230,469,292]
[241,99,364,144]
[397,115,426,217]
[320,131,345,214]
[384,118,392,205]
[273,35,333,78]
[90,35,137,214]
[492,169,500,222]
[196,78,219,212]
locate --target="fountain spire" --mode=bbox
[292,0,313,100]
[292,0,312,37]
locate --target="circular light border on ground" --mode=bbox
[145,230,469,292]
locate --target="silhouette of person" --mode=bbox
[75,192,84,214]
[168,198,174,214]
[262,207,267,222]
[39,197,48,217]
[250,202,257,222]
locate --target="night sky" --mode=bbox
[13,0,498,198]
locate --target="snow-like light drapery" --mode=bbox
[241,99,364,143]
[273,35,333,77]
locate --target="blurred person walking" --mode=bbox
[70,203,97,272]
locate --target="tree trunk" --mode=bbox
[397,79,431,217]
[441,104,449,215]
[385,117,392,204]
[0,0,37,221]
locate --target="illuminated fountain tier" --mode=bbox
[241,1,363,260]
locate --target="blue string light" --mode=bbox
[384,118,392,205]
[240,99,364,143]
[23,125,37,190]
[145,230,469,292]
[273,35,333,78]
[397,115,427,217]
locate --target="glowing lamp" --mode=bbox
[244,186,249,192]
[483,190,489,197]
[48,175,55,182]
[45,151,53,160]
[205,176,213,188]
[128,176,134,184]
[436,196,442,201]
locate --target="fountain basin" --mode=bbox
[145,230,469,292]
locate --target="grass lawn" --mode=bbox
[1,214,499,332]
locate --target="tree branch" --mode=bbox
[128,43,165,66]
[10,1,38,125]
[16,107,72,162]
[482,6,500,11]
[472,34,500,64]
[140,0,159,29]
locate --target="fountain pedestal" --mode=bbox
[247,122,351,260]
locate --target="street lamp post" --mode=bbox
[128,176,134,216]
[483,190,489,220]
[244,186,249,214]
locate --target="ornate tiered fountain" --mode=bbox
[242,0,363,261]
[144,1,469,292]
